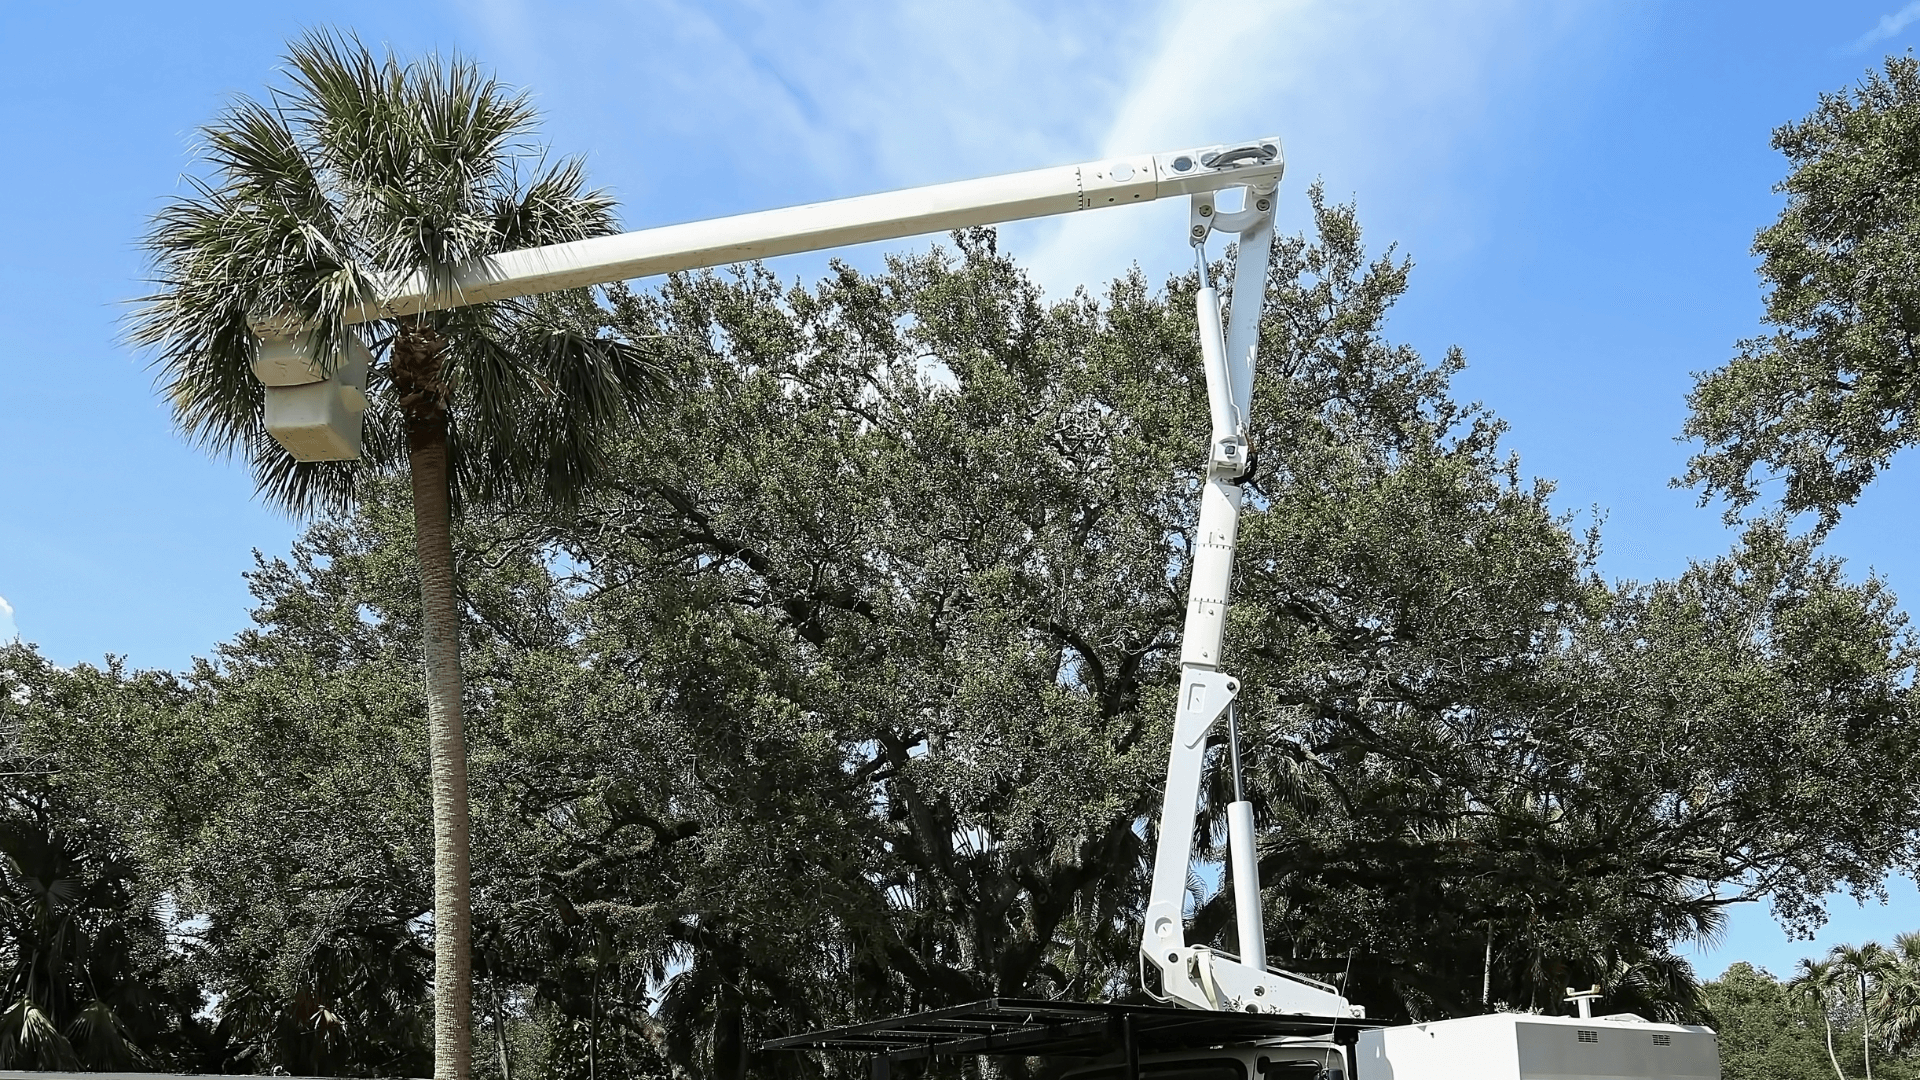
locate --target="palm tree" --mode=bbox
[1831,943,1892,1080]
[0,814,166,1071]
[131,31,661,1080]
[1790,957,1848,1080]
[1878,931,1920,1056]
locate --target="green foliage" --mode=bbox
[1886,933,1920,1057]
[0,646,210,1071]
[1709,962,1842,1080]
[1713,951,1920,1080]
[129,33,675,1080]
[1684,53,1920,526]
[27,191,1920,1078]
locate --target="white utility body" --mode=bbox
[1063,1014,1719,1080]
[1355,1014,1718,1080]
[253,137,1719,1080]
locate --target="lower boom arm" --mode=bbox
[1138,181,1360,1019]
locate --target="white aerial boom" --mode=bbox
[253,135,1351,1019]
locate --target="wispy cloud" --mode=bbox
[1858,1,1920,48]
[0,594,15,642]
[1020,0,1612,295]
[461,0,1159,222]
[453,0,1614,296]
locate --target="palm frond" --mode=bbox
[64,999,147,1071]
[492,156,618,250]
[0,998,80,1070]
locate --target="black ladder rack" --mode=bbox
[763,998,1380,1077]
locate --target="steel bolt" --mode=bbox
[1191,225,1207,238]
[1256,198,1271,212]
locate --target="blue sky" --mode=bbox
[2,0,1917,983]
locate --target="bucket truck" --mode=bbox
[252,137,1720,1080]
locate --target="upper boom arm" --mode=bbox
[351,140,1284,323]
[254,138,1283,460]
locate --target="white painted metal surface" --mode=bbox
[1225,798,1265,971]
[257,334,371,461]
[252,332,372,387]
[1135,182,1359,1019]
[1355,1013,1719,1080]
[341,141,1282,324]
[1064,1043,1346,1080]
[256,138,1284,461]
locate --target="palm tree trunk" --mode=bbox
[1482,922,1493,1008]
[492,979,511,1080]
[1863,972,1874,1080]
[1825,1010,1846,1080]
[408,409,473,1080]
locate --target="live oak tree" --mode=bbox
[56,189,1920,1079]
[128,32,659,1080]
[1684,54,1920,526]
[544,192,1917,1049]
[28,480,849,1080]
[1229,505,1917,1018]
[12,492,675,1080]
